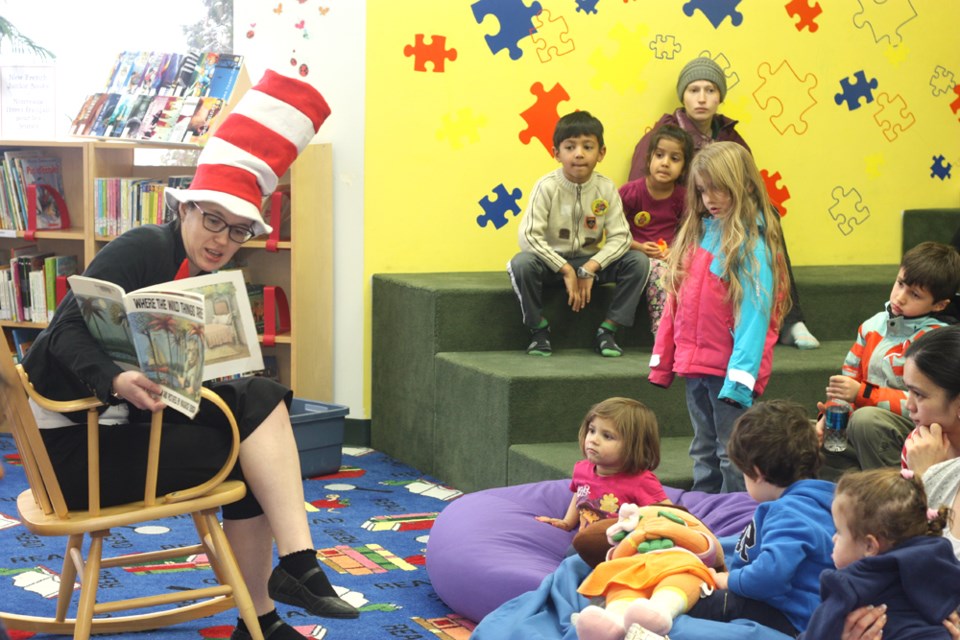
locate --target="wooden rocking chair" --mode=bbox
[0,337,264,640]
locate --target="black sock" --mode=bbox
[279,549,336,597]
[236,609,303,640]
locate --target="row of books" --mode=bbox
[0,150,68,232]
[93,175,190,237]
[0,247,78,324]
[72,93,225,145]
[71,50,243,144]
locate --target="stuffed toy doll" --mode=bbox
[574,503,725,640]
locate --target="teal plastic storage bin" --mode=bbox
[290,399,348,477]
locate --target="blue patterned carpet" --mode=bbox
[0,434,474,639]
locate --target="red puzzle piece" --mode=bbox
[518,81,570,155]
[761,169,790,217]
[951,83,960,120]
[784,0,822,33]
[404,34,457,72]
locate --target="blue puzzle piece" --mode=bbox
[477,184,523,229]
[931,155,952,180]
[575,0,601,14]
[834,70,879,111]
[471,0,542,60]
[682,0,744,28]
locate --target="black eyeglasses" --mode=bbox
[192,203,256,244]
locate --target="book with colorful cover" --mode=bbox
[18,154,67,230]
[68,270,262,418]
[184,52,219,97]
[182,96,223,145]
[43,254,78,321]
[136,95,174,140]
[156,52,183,95]
[148,96,185,142]
[88,93,122,138]
[70,93,103,136]
[120,94,154,139]
[104,51,137,93]
[167,96,199,143]
[207,54,243,100]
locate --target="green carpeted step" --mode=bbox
[508,438,696,490]
[372,268,893,490]
[901,209,959,255]
[432,341,850,492]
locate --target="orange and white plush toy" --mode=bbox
[574,503,725,639]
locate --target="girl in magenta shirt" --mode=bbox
[536,397,668,531]
[619,125,693,336]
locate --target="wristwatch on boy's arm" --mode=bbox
[577,266,598,280]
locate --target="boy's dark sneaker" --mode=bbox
[527,326,552,356]
[594,329,623,357]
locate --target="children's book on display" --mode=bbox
[0,151,69,231]
[69,50,247,146]
[68,269,262,419]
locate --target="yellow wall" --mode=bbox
[363,0,960,411]
[367,0,959,273]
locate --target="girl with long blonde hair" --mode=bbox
[649,141,790,493]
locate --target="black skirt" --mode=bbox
[40,376,292,519]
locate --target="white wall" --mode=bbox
[0,0,369,417]
[233,0,367,416]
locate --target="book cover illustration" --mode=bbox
[68,270,262,418]
[120,94,154,139]
[19,155,67,230]
[207,54,243,100]
[137,95,175,140]
[182,96,222,144]
[184,52,219,97]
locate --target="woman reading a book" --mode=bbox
[22,71,356,640]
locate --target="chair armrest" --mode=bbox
[161,386,242,504]
[16,365,103,413]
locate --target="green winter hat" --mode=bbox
[676,57,727,102]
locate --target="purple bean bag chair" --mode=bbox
[426,480,758,623]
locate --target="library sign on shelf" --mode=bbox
[0,64,56,139]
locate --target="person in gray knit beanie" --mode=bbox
[676,56,727,102]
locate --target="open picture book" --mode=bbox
[68,269,263,418]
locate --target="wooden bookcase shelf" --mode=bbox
[0,139,333,428]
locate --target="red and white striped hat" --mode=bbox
[165,69,331,236]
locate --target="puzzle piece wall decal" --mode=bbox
[930,66,955,96]
[872,92,915,141]
[682,0,744,28]
[834,71,879,110]
[829,186,870,236]
[589,24,652,93]
[852,0,917,47]
[403,35,457,72]
[753,60,818,135]
[951,84,960,120]
[518,81,570,154]
[650,34,681,59]
[698,50,739,91]
[436,108,488,150]
[785,0,822,32]
[476,184,523,229]
[530,9,574,62]
[761,169,791,217]
[931,155,952,180]
[471,0,543,60]
[575,0,600,14]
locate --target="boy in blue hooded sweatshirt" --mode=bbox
[687,400,836,636]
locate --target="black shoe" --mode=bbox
[594,329,623,357]
[527,326,552,356]
[267,566,360,619]
[231,619,289,640]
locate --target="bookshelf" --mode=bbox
[0,139,333,430]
